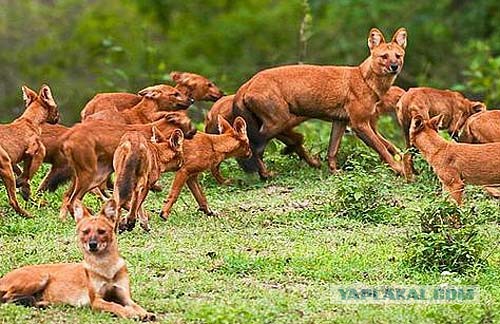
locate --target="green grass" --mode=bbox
[0,120,499,323]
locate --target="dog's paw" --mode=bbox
[141,312,157,322]
[159,210,170,221]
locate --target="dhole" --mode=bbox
[80,72,224,120]
[409,114,500,205]
[59,112,196,219]
[160,116,251,219]
[0,200,155,321]
[84,85,193,124]
[113,128,184,232]
[459,110,500,144]
[232,28,407,178]
[397,87,486,179]
[0,85,59,217]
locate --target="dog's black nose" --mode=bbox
[88,241,98,251]
[390,64,399,72]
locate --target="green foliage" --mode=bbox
[406,199,487,274]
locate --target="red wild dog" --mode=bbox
[80,72,224,120]
[0,200,155,321]
[409,114,500,205]
[396,87,485,179]
[160,116,251,219]
[459,110,500,144]
[84,85,193,124]
[232,28,407,178]
[0,85,59,217]
[113,128,184,232]
[59,112,196,219]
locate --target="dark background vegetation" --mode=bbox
[1,0,499,123]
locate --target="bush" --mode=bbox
[406,198,487,274]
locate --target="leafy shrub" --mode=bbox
[406,198,486,274]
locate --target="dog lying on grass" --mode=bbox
[409,114,500,205]
[160,116,251,219]
[397,87,486,180]
[0,200,155,321]
[114,128,184,232]
[0,85,59,217]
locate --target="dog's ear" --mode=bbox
[21,85,38,108]
[391,27,407,49]
[410,115,425,133]
[170,71,194,85]
[169,129,184,150]
[233,117,247,137]
[138,86,162,99]
[217,115,233,134]
[471,102,486,114]
[74,201,90,223]
[429,115,443,131]
[368,28,386,51]
[101,199,118,224]
[39,84,57,108]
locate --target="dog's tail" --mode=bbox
[232,88,264,173]
[114,141,141,204]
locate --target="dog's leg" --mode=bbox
[211,163,230,185]
[0,150,31,217]
[277,129,321,168]
[160,170,189,220]
[351,121,404,175]
[327,120,348,173]
[370,117,400,157]
[186,175,214,215]
[0,271,49,304]
[110,285,156,321]
[18,143,46,201]
[91,298,138,319]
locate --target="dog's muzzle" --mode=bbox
[88,240,98,252]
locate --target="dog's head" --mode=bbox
[75,200,118,255]
[409,114,443,146]
[218,116,252,159]
[368,27,407,77]
[163,111,197,139]
[22,84,60,124]
[138,84,194,111]
[448,94,486,140]
[152,127,184,171]
[171,71,225,102]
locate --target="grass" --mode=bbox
[0,119,499,323]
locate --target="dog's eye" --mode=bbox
[380,54,388,60]
[395,54,402,59]
[208,82,214,87]
[82,229,90,235]
[97,229,106,235]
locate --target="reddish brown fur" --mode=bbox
[459,110,500,144]
[80,72,223,120]
[397,87,485,179]
[409,115,500,204]
[0,85,59,217]
[113,129,184,232]
[0,200,155,320]
[160,117,251,219]
[84,85,193,124]
[59,112,196,219]
[233,28,407,178]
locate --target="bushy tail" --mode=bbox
[232,92,264,173]
[115,145,139,203]
[45,165,72,192]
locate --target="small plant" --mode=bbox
[406,198,486,274]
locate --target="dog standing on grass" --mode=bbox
[397,87,486,179]
[160,116,251,219]
[0,200,156,321]
[0,85,59,217]
[113,128,184,232]
[409,114,500,205]
[232,27,407,179]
